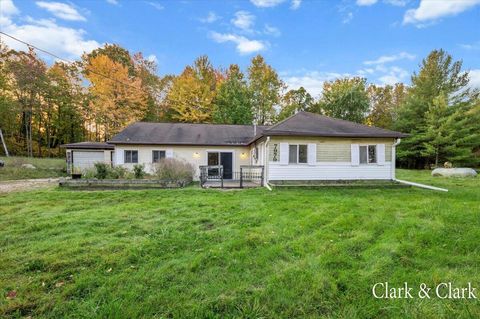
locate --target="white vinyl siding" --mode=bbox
[317,143,350,162]
[269,163,392,180]
[268,137,395,181]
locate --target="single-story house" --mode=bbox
[62,111,407,184]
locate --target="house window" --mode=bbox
[289,144,308,164]
[359,145,376,164]
[298,145,308,163]
[152,150,166,163]
[124,150,138,163]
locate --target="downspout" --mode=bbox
[264,136,272,191]
[391,138,448,192]
[391,138,401,180]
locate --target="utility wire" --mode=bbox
[0,31,147,92]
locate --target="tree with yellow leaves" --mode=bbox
[166,56,222,123]
[83,54,147,140]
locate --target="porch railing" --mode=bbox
[199,165,264,188]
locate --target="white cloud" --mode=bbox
[283,71,351,97]
[460,41,480,50]
[364,51,415,65]
[1,0,19,16]
[145,1,163,10]
[404,0,480,26]
[147,54,158,63]
[250,0,301,9]
[342,12,353,24]
[231,11,255,31]
[264,24,281,37]
[35,1,86,21]
[106,0,118,5]
[378,66,409,85]
[291,0,301,9]
[250,0,285,7]
[1,5,100,60]
[210,32,266,55]
[384,0,407,6]
[362,52,412,85]
[200,11,219,23]
[356,0,378,6]
[468,69,480,90]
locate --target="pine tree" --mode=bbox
[395,49,475,168]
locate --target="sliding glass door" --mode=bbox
[207,152,233,179]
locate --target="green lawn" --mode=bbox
[0,156,67,181]
[0,170,479,318]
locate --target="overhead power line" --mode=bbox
[0,31,147,92]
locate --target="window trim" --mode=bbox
[359,144,377,165]
[124,150,138,164]
[288,144,308,164]
[152,150,166,163]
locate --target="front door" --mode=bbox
[220,152,233,179]
[207,152,233,179]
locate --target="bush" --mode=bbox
[154,158,194,185]
[133,164,145,179]
[82,168,96,179]
[94,162,109,179]
[108,166,128,179]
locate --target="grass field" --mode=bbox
[0,157,67,181]
[0,170,479,318]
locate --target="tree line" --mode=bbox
[0,42,478,168]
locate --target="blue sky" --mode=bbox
[1,0,479,96]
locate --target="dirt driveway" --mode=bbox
[0,178,59,194]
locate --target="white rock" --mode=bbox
[21,163,36,169]
[432,168,477,177]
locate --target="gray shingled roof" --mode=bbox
[109,122,269,146]
[261,111,407,139]
[108,112,406,146]
[60,142,114,150]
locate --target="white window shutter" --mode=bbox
[166,149,174,158]
[116,149,124,164]
[377,144,385,165]
[351,144,359,166]
[279,143,288,165]
[307,143,316,166]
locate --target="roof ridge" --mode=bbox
[264,111,306,132]
[134,121,269,128]
[300,111,403,134]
